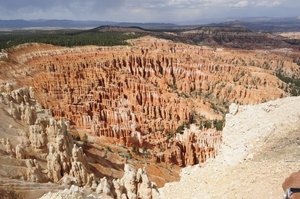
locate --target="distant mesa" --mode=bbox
[0,19,177,29]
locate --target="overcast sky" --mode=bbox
[0,0,299,23]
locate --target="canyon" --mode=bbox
[0,29,300,198]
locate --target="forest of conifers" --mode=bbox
[0,29,140,49]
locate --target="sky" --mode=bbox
[0,0,299,23]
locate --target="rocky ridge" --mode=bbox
[92,26,300,50]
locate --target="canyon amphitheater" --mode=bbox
[0,35,300,199]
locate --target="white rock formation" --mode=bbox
[159,96,300,199]
[15,144,26,159]
[0,86,90,186]
[218,97,300,165]
[40,164,159,199]
[40,185,101,199]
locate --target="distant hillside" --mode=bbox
[207,17,300,32]
[0,19,114,29]
[90,25,150,33]
[1,24,300,51]
[87,25,300,50]
[0,19,176,29]
[115,22,176,29]
[1,17,300,32]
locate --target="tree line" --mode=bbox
[0,30,140,49]
[276,71,300,96]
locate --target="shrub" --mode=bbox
[203,120,212,128]
[142,146,148,153]
[73,132,81,141]
[213,119,225,131]
[132,146,139,154]
[106,146,112,152]
[82,133,88,145]
[167,131,175,140]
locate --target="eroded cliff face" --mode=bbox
[0,36,298,168]
[0,85,92,185]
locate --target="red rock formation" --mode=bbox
[151,124,222,166]
[1,36,298,167]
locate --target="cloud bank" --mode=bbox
[0,0,298,22]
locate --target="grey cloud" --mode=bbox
[0,0,61,10]
[0,0,125,13]
[229,1,249,8]
[0,0,298,22]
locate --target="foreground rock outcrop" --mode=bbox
[160,96,300,199]
[40,164,159,199]
[218,96,300,165]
